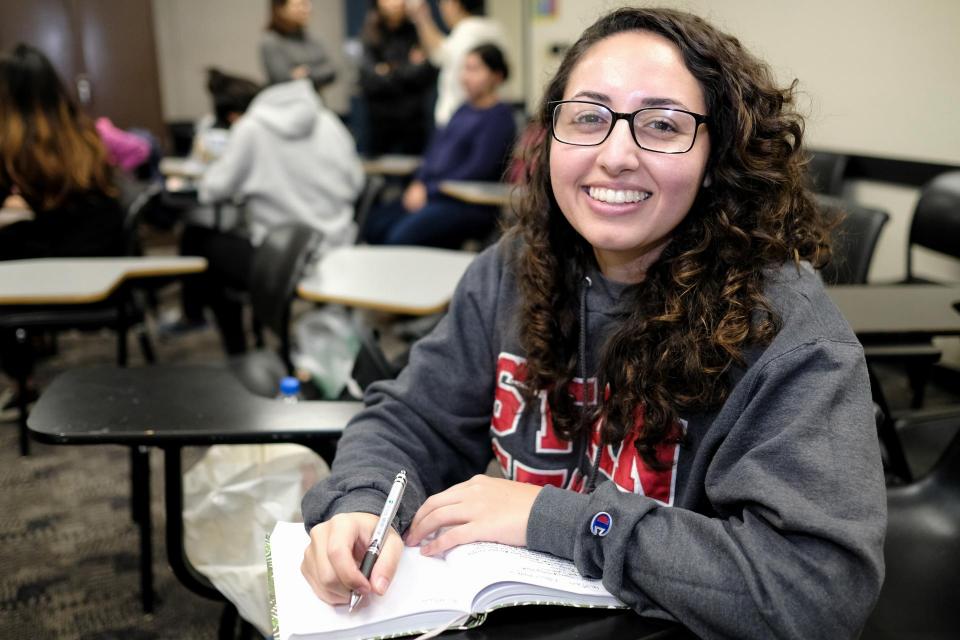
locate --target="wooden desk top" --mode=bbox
[360,154,422,176]
[28,365,362,445]
[828,284,960,338]
[0,256,207,305]
[298,245,476,315]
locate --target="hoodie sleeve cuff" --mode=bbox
[526,485,591,560]
[303,487,387,531]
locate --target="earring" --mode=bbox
[702,175,713,188]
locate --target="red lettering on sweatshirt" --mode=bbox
[513,461,568,488]
[589,407,681,505]
[491,352,680,504]
[491,354,526,436]
[491,437,513,478]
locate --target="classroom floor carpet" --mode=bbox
[0,313,226,639]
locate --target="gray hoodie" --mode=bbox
[302,239,886,639]
[199,79,363,247]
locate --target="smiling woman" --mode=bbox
[300,8,885,639]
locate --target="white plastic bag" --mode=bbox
[292,306,361,399]
[183,444,328,635]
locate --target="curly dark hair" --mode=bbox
[508,7,831,469]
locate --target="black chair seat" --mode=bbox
[864,408,960,639]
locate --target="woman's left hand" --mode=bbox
[404,475,543,556]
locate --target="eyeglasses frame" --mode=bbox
[548,99,709,154]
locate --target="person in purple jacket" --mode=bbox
[362,42,515,248]
[302,8,885,638]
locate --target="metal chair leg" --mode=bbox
[131,445,154,613]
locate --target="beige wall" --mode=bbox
[151,0,349,121]
[487,0,525,104]
[526,0,960,165]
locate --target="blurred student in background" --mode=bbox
[95,116,151,177]
[408,0,505,127]
[363,43,515,248]
[165,69,262,336]
[360,0,437,156]
[261,0,337,90]
[0,43,125,416]
[0,44,124,260]
[185,77,363,355]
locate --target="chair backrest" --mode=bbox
[122,182,163,257]
[248,223,322,367]
[806,150,849,196]
[354,173,386,240]
[907,171,960,279]
[818,196,890,285]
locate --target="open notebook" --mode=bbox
[268,521,626,640]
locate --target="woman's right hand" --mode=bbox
[300,512,404,605]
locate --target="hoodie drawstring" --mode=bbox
[578,276,603,493]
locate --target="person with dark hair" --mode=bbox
[408,0,504,126]
[359,0,437,156]
[362,42,514,248]
[0,43,124,260]
[300,7,886,638]
[0,43,125,417]
[260,0,336,89]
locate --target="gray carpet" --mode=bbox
[1,302,228,639]
[0,428,222,639]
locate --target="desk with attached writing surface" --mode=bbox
[28,364,361,614]
[298,245,477,316]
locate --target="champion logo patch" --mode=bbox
[590,512,612,537]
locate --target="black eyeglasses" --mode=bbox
[549,100,709,154]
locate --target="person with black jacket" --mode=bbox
[359,0,437,156]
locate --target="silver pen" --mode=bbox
[349,469,407,612]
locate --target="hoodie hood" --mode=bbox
[246,79,319,140]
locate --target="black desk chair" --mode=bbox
[818,196,889,285]
[1,184,158,455]
[807,150,849,196]
[229,223,321,398]
[905,171,960,284]
[871,171,960,411]
[354,173,386,240]
[864,408,960,639]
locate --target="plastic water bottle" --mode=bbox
[277,376,302,403]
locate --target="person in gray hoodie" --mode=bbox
[191,77,362,354]
[300,7,886,639]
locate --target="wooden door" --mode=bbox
[0,0,84,99]
[74,0,165,135]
